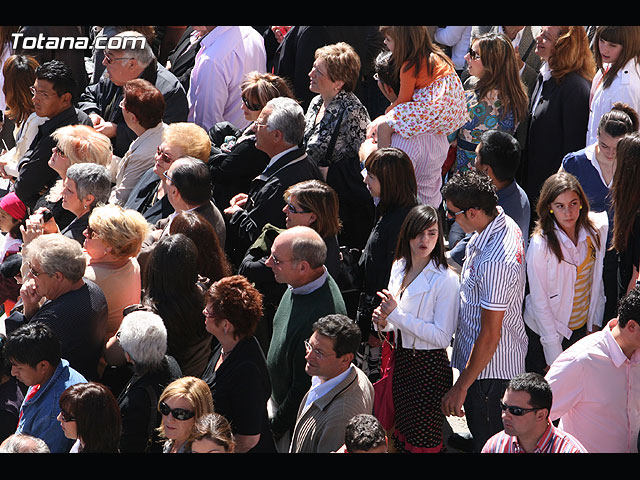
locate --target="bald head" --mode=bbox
[266,226,327,287]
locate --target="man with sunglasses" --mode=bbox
[78,31,188,158]
[482,373,586,453]
[545,287,640,453]
[4,322,87,453]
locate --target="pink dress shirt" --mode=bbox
[482,421,587,453]
[545,320,640,453]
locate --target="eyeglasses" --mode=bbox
[445,206,470,220]
[253,121,270,131]
[158,401,195,421]
[27,262,46,278]
[59,410,76,422]
[53,145,67,157]
[467,47,481,60]
[156,146,173,164]
[30,86,59,99]
[162,171,173,184]
[499,400,542,416]
[267,253,293,266]
[83,226,100,239]
[242,96,262,112]
[104,53,135,65]
[304,339,336,360]
[286,202,311,215]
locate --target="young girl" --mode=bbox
[523,172,608,374]
[587,26,640,146]
[0,192,26,313]
[454,32,529,173]
[372,204,459,453]
[368,26,469,149]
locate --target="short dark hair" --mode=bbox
[35,60,76,99]
[507,372,553,413]
[205,275,263,340]
[344,414,386,452]
[617,286,640,329]
[373,50,400,95]
[441,169,498,215]
[171,157,212,206]
[312,314,361,358]
[123,78,165,129]
[477,130,520,182]
[4,322,61,368]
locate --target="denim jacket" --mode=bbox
[16,359,87,453]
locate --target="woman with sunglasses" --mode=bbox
[454,32,529,174]
[209,71,296,209]
[523,172,608,375]
[200,275,277,453]
[157,376,213,453]
[371,204,459,453]
[57,382,121,453]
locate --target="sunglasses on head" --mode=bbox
[158,400,195,421]
[499,400,541,416]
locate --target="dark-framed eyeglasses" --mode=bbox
[445,206,470,220]
[286,202,311,215]
[158,400,195,421]
[467,47,481,60]
[59,410,76,422]
[242,95,262,112]
[83,226,100,239]
[162,171,173,184]
[499,401,542,416]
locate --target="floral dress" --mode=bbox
[454,88,518,173]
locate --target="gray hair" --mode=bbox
[112,30,155,67]
[265,96,305,146]
[117,310,167,371]
[23,234,86,282]
[66,163,112,208]
[289,226,327,268]
[0,434,50,453]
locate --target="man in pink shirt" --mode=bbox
[545,287,640,453]
[482,372,586,453]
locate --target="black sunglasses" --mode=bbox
[158,400,195,421]
[467,47,480,60]
[499,400,541,416]
[59,409,76,422]
[242,95,262,112]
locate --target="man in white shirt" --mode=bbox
[187,26,266,132]
[545,287,640,453]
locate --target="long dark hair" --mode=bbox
[364,147,418,216]
[611,132,640,252]
[394,204,448,273]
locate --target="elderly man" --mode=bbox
[545,287,640,453]
[482,372,586,453]
[11,234,107,381]
[290,314,374,453]
[109,78,166,206]
[79,30,188,158]
[7,60,93,210]
[265,226,346,451]
[5,322,86,453]
[116,309,182,453]
[225,96,322,266]
[441,170,528,453]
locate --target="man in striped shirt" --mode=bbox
[482,373,587,453]
[441,170,528,452]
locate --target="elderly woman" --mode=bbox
[209,71,296,209]
[200,275,277,453]
[82,204,150,357]
[304,42,374,250]
[22,163,112,247]
[157,376,214,453]
[14,233,108,381]
[116,310,182,453]
[124,121,211,225]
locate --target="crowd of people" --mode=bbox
[0,25,638,455]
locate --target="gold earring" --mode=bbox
[549,209,554,214]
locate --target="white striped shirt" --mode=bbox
[391,132,449,208]
[451,208,528,380]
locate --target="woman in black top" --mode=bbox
[200,275,277,453]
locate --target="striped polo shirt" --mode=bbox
[451,207,528,380]
[482,421,588,453]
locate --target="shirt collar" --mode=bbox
[553,220,588,248]
[602,319,638,368]
[468,206,505,252]
[290,266,328,295]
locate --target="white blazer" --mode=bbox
[377,258,460,351]
[524,210,608,365]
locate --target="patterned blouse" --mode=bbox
[455,88,518,173]
[303,90,370,168]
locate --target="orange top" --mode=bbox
[388,55,453,111]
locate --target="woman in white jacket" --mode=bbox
[586,26,640,146]
[372,204,459,453]
[524,172,608,374]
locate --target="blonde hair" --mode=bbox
[52,124,112,167]
[157,376,214,443]
[88,204,150,258]
[161,122,211,162]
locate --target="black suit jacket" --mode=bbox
[165,26,202,92]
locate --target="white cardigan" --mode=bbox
[524,210,608,365]
[377,258,460,351]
